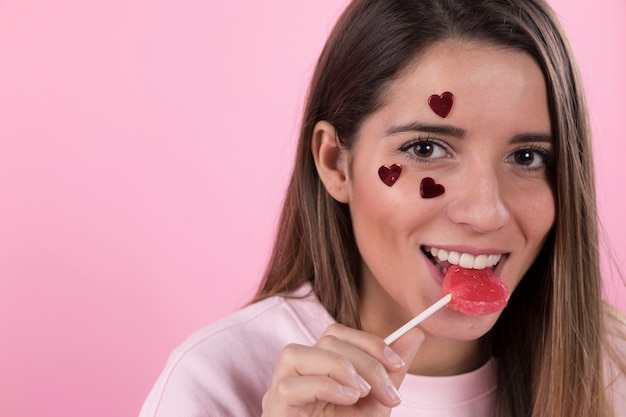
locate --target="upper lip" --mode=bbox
[422,244,508,270]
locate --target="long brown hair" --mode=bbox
[255,0,613,415]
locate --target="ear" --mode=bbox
[311,121,350,203]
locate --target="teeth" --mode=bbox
[474,254,487,269]
[459,253,474,268]
[448,251,460,265]
[426,247,502,270]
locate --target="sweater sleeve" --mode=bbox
[139,287,334,417]
[139,334,276,416]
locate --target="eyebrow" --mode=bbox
[386,122,553,144]
[386,122,466,138]
[510,133,554,144]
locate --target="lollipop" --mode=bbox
[384,266,510,344]
[442,266,509,315]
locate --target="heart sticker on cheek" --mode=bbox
[428,92,454,118]
[378,164,402,187]
[420,177,445,198]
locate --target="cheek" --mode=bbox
[349,173,443,242]
[513,185,556,242]
[349,180,400,237]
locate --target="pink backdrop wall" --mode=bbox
[0,1,624,416]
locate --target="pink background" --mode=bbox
[0,1,624,416]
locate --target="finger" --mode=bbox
[272,343,372,396]
[267,375,361,410]
[315,331,403,407]
[319,324,425,408]
[386,327,425,386]
[323,324,407,371]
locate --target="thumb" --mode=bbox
[386,327,425,386]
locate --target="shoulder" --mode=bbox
[169,284,332,359]
[140,283,335,417]
[602,303,626,416]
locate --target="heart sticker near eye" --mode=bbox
[378,164,402,187]
[420,177,445,198]
[428,92,454,118]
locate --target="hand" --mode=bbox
[261,324,424,417]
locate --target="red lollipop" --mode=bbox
[442,266,510,315]
[384,265,510,344]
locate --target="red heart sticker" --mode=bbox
[428,92,454,118]
[378,164,402,187]
[420,177,445,198]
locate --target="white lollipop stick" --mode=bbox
[384,293,452,344]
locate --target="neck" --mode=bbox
[361,312,486,376]
[358,273,487,376]
[406,333,487,376]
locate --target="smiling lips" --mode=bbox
[423,246,503,273]
[422,246,510,315]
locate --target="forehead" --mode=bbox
[373,39,551,134]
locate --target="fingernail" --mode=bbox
[339,385,360,401]
[352,372,371,394]
[385,380,402,404]
[383,346,406,369]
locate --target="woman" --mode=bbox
[140,0,626,416]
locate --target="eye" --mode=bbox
[399,138,449,161]
[505,146,552,171]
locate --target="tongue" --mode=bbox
[442,266,510,315]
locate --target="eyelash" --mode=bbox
[398,136,449,162]
[398,138,554,172]
[505,145,554,172]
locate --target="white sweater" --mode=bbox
[140,283,625,416]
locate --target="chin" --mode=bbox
[424,308,502,341]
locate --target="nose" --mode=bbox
[445,167,510,234]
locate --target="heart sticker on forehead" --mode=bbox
[378,164,402,187]
[428,92,454,118]
[420,177,445,198]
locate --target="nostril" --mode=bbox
[445,199,510,234]
[443,176,510,233]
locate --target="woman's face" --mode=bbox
[347,41,555,341]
